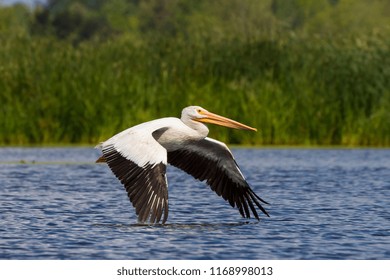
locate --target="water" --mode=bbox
[0,147,389,260]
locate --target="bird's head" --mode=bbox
[181,106,257,131]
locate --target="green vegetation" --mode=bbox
[0,0,389,146]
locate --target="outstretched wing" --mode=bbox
[97,125,169,224]
[167,137,269,220]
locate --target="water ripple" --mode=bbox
[0,148,389,259]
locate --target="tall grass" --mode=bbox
[0,33,389,146]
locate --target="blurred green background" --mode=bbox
[0,0,389,146]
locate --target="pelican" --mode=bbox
[96,106,269,224]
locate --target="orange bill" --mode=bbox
[195,111,257,131]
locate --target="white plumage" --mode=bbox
[96,106,269,224]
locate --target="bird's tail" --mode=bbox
[96,155,106,163]
[95,142,106,163]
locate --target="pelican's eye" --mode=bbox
[197,109,203,114]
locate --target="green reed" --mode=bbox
[0,33,389,146]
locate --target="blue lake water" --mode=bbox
[0,147,389,259]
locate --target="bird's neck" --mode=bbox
[181,118,209,139]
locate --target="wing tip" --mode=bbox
[136,200,169,225]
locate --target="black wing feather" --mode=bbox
[101,145,169,224]
[167,138,269,220]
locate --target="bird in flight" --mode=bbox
[96,106,269,224]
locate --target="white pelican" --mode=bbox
[96,106,269,224]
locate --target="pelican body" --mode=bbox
[96,106,269,224]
